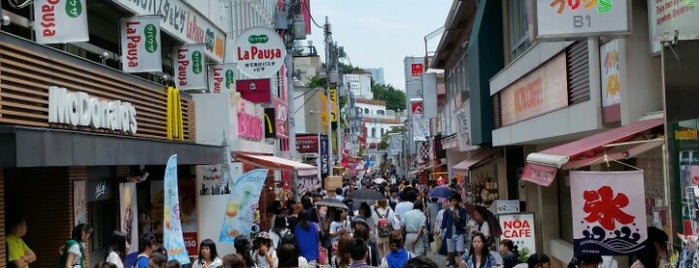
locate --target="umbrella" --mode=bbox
[349,189,385,201]
[428,185,457,199]
[464,204,503,237]
[315,198,349,210]
[373,178,387,184]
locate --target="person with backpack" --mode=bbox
[379,231,414,268]
[132,233,156,268]
[270,215,290,250]
[59,223,93,268]
[373,199,396,257]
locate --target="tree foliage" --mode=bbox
[371,82,406,112]
[377,127,404,150]
[339,62,367,74]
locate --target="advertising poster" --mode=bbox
[219,169,269,243]
[120,16,162,73]
[197,162,242,255]
[499,213,535,256]
[33,0,89,44]
[174,44,207,90]
[73,181,86,226]
[600,40,621,107]
[570,171,647,255]
[196,165,231,196]
[162,155,190,264]
[119,183,139,259]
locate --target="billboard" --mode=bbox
[535,0,631,39]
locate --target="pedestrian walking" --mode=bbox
[348,239,374,268]
[233,235,256,268]
[441,194,469,267]
[147,253,167,268]
[293,212,320,266]
[192,239,223,268]
[379,231,414,268]
[105,231,126,268]
[459,233,495,268]
[498,239,519,268]
[351,219,380,267]
[630,227,668,268]
[59,223,93,268]
[222,254,247,268]
[527,253,551,268]
[254,232,278,268]
[567,253,602,268]
[401,200,427,256]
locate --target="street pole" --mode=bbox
[335,44,343,172]
[324,16,334,177]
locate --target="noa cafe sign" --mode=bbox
[233,27,286,78]
[499,213,536,253]
[48,86,138,134]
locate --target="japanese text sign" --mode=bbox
[570,171,648,255]
[33,0,89,44]
[174,44,207,90]
[411,63,424,77]
[600,39,621,108]
[536,0,631,39]
[233,27,287,78]
[499,213,536,255]
[648,0,699,54]
[272,97,288,138]
[120,16,162,73]
[209,63,236,94]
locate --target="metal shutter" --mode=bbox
[567,41,590,104]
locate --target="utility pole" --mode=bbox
[286,2,297,162]
[335,43,343,172]
[324,16,334,176]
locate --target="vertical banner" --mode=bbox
[120,183,139,259]
[499,213,535,256]
[320,135,329,176]
[411,98,428,141]
[33,0,89,44]
[73,181,86,226]
[600,40,621,108]
[319,92,329,131]
[330,88,338,122]
[570,171,647,255]
[219,169,269,243]
[209,63,236,94]
[163,155,190,264]
[174,44,207,90]
[120,16,162,73]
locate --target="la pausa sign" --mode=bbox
[48,86,137,134]
[233,27,286,78]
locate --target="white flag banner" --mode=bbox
[120,16,162,73]
[412,114,428,141]
[570,171,647,256]
[174,44,207,90]
[33,0,89,44]
[208,63,236,94]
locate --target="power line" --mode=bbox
[301,0,324,29]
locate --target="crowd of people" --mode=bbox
[3,176,675,268]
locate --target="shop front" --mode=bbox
[0,32,223,268]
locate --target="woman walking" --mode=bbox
[60,224,93,268]
[192,239,223,268]
[105,231,127,268]
[460,233,495,268]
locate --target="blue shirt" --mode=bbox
[464,252,496,268]
[294,222,320,261]
[136,254,149,268]
[441,207,469,237]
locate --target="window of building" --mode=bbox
[377,110,385,115]
[381,128,385,136]
[508,0,532,60]
[357,107,363,114]
[371,128,376,137]
[364,108,370,114]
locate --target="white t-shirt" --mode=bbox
[106,251,124,268]
[68,244,82,268]
[330,221,346,244]
[254,248,278,268]
[394,202,414,220]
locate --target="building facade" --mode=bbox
[345,73,373,99]
[363,67,385,84]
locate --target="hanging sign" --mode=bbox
[209,63,236,94]
[33,0,89,44]
[570,171,647,255]
[648,0,699,54]
[499,213,536,256]
[236,79,272,103]
[273,97,288,138]
[111,0,226,62]
[120,16,162,73]
[330,88,339,122]
[232,27,287,78]
[174,44,207,90]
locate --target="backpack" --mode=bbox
[374,208,394,238]
[58,240,83,268]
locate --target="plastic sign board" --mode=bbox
[535,0,631,39]
[33,0,89,44]
[648,0,699,54]
[48,86,138,134]
[499,213,536,256]
[174,44,207,90]
[233,27,287,78]
[209,63,236,94]
[120,16,162,73]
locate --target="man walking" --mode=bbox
[441,194,469,267]
[401,200,427,256]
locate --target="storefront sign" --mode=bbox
[297,135,319,154]
[220,168,269,243]
[320,135,329,175]
[119,183,139,257]
[600,40,621,108]
[112,0,226,62]
[411,63,424,77]
[33,0,89,44]
[236,79,271,103]
[264,108,276,139]
[209,63,235,94]
[175,44,207,90]
[521,163,558,187]
[648,0,699,54]
[236,101,263,141]
[273,97,288,138]
[535,0,630,39]
[87,177,112,202]
[499,213,536,255]
[330,88,338,122]
[500,54,568,126]
[48,86,138,134]
[570,171,647,255]
[120,16,162,73]
[676,129,699,140]
[233,27,286,78]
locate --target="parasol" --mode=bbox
[464,204,503,237]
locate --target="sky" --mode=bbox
[306,0,453,91]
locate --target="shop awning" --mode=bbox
[522,118,664,186]
[235,153,318,176]
[452,149,496,173]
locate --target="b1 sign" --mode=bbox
[233,27,286,78]
[535,0,631,39]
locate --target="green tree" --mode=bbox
[339,62,366,74]
[377,127,405,150]
[371,82,406,111]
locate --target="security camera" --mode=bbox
[1,15,10,27]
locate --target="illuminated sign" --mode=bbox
[48,86,137,134]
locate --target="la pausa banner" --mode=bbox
[570,171,648,255]
[233,27,286,78]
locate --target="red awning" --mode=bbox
[235,153,318,177]
[522,118,664,186]
[452,149,496,173]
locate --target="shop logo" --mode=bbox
[225,70,235,89]
[66,0,83,18]
[144,24,158,53]
[95,181,107,199]
[248,34,269,44]
[191,51,203,74]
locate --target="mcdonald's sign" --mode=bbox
[264,108,276,139]
[166,87,184,141]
